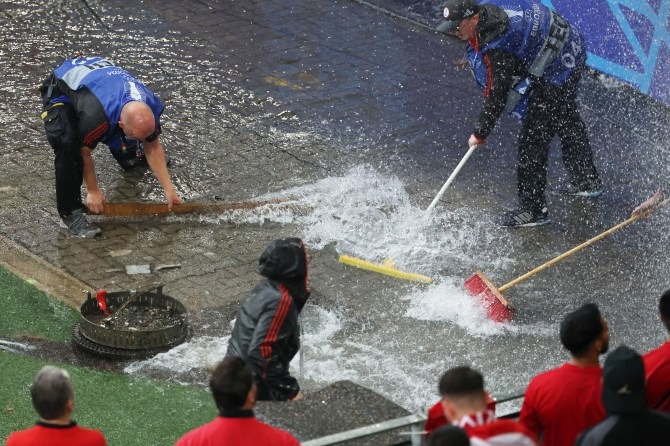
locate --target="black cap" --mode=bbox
[436,0,480,34]
[602,345,646,415]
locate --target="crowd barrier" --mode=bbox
[302,387,526,446]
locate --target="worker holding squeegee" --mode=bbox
[437,0,602,227]
[40,56,181,238]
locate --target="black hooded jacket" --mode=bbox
[225,238,310,401]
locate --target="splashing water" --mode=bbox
[128,165,559,412]
[201,165,515,276]
[404,281,557,337]
[125,336,230,376]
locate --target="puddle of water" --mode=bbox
[404,281,556,337]
[0,339,36,353]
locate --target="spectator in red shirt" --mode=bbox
[425,390,496,435]
[6,366,107,446]
[437,366,537,446]
[643,289,670,412]
[519,303,608,446]
[174,357,299,446]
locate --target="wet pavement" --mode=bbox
[1,0,670,442]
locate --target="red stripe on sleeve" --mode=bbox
[483,53,492,97]
[260,285,292,360]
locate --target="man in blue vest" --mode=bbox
[438,0,602,227]
[40,56,182,237]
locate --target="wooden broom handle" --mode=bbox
[101,198,289,217]
[499,196,669,292]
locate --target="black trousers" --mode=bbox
[517,69,600,211]
[41,100,86,217]
[40,73,88,217]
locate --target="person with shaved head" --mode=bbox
[40,56,182,237]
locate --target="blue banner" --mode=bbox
[542,0,670,105]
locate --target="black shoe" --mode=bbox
[59,209,101,238]
[496,207,551,228]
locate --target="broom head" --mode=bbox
[464,271,514,323]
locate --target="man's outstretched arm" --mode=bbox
[143,138,182,210]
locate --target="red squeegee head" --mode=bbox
[464,271,514,323]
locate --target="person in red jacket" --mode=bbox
[174,357,299,446]
[644,289,670,412]
[519,303,608,446]
[6,366,107,446]
[437,366,537,446]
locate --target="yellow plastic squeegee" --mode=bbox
[338,255,433,284]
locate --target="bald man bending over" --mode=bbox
[40,56,181,237]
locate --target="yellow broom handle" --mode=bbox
[499,197,669,293]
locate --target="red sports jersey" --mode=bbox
[519,363,605,446]
[6,422,106,446]
[644,341,670,412]
[457,410,537,446]
[425,392,497,435]
[175,415,299,446]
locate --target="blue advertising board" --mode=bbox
[542,0,670,105]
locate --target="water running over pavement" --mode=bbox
[126,166,558,412]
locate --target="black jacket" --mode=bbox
[470,4,527,140]
[575,409,670,446]
[226,238,309,401]
[470,4,584,141]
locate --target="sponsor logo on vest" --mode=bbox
[530,3,541,37]
[503,5,523,24]
[125,81,146,102]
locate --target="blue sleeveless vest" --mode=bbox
[468,0,587,118]
[54,57,164,150]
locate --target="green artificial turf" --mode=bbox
[0,267,215,445]
[0,353,215,445]
[0,267,79,342]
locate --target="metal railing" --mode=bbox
[302,413,426,446]
[301,388,526,446]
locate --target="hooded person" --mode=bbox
[225,238,310,401]
[575,345,670,446]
